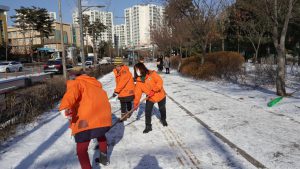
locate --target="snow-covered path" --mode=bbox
[0,63,299,169]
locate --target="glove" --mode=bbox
[60,109,72,120]
[148,90,155,98]
[112,92,118,98]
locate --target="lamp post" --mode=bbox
[59,0,67,80]
[77,0,104,70]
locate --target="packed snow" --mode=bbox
[0,63,299,169]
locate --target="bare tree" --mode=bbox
[234,1,270,63]
[82,14,91,56]
[151,25,172,54]
[267,0,299,96]
[88,19,107,65]
[165,0,229,63]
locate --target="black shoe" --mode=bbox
[161,120,168,127]
[96,152,109,166]
[143,125,152,133]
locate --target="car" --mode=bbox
[99,59,109,65]
[43,60,73,74]
[0,61,23,73]
[85,56,95,66]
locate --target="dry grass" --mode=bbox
[170,55,182,70]
[179,52,245,80]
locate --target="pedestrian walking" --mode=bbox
[156,56,163,72]
[112,57,135,120]
[59,70,112,169]
[133,63,168,133]
[164,56,170,74]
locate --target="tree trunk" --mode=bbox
[209,42,212,53]
[22,33,27,55]
[273,0,294,96]
[40,32,44,47]
[86,35,89,55]
[185,48,187,58]
[276,45,286,96]
[201,44,206,64]
[222,38,225,51]
[93,39,97,65]
[179,44,182,57]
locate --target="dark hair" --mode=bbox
[68,69,86,79]
[134,63,149,77]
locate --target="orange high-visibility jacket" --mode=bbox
[59,75,112,135]
[134,70,166,106]
[113,65,135,98]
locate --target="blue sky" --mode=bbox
[2,0,161,26]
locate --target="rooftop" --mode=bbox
[0,5,9,12]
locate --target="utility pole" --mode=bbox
[59,0,67,80]
[78,0,86,71]
[5,42,8,61]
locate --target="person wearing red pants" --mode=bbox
[59,70,112,169]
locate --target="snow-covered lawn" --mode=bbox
[0,63,299,169]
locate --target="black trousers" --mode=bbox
[120,101,132,114]
[166,68,170,74]
[145,97,166,125]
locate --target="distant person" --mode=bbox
[156,56,163,72]
[164,56,170,74]
[112,57,135,120]
[59,70,112,168]
[133,63,168,133]
[139,56,145,63]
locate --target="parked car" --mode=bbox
[99,59,109,65]
[85,56,94,66]
[0,61,23,73]
[43,60,73,74]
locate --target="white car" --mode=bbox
[0,61,23,73]
[99,59,109,65]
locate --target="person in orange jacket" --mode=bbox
[133,63,168,133]
[59,70,112,169]
[112,57,135,120]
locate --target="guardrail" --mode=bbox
[0,73,53,91]
[0,73,53,112]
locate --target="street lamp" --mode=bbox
[59,0,67,80]
[77,0,105,71]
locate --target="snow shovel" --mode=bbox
[267,89,300,107]
[110,97,148,129]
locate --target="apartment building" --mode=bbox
[124,4,164,48]
[73,10,114,46]
[48,12,57,21]
[8,22,74,54]
[114,24,126,48]
[0,5,9,46]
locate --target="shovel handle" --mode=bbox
[110,97,148,128]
